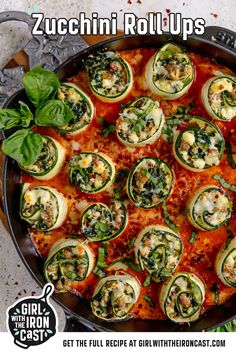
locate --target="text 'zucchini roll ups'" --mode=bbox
[216,237,236,288]
[127,157,173,209]
[85,51,133,102]
[20,183,67,231]
[188,186,232,231]
[20,136,65,180]
[116,96,165,147]
[173,117,224,172]
[90,274,140,321]
[202,73,236,121]
[69,152,115,193]
[135,225,182,282]
[160,273,205,323]
[145,43,194,99]
[81,200,128,242]
[44,238,94,292]
[57,83,94,134]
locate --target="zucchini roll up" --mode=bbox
[81,200,128,242]
[20,136,65,180]
[90,274,140,321]
[145,43,194,99]
[216,238,236,288]
[160,273,205,323]
[127,157,173,209]
[116,96,165,147]
[188,186,232,231]
[135,225,182,282]
[57,83,94,134]
[20,183,67,231]
[173,117,224,172]
[44,238,94,292]
[85,51,133,102]
[69,152,115,193]
[201,74,236,121]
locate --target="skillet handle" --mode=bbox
[64,314,99,332]
[203,26,236,53]
[0,11,88,108]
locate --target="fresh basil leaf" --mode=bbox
[211,283,219,305]
[189,231,198,244]
[18,101,33,126]
[35,100,74,126]
[22,66,60,107]
[226,142,236,169]
[2,128,43,166]
[98,117,116,137]
[162,202,179,233]
[213,174,236,193]
[143,295,155,308]
[0,101,33,130]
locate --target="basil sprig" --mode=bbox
[0,66,75,165]
[2,128,43,166]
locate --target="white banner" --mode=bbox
[1,331,236,354]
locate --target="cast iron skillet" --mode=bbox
[1,11,236,332]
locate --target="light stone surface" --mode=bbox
[0,0,235,332]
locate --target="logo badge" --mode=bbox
[7,284,57,349]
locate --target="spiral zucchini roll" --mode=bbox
[81,200,128,242]
[20,183,67,230]
[20,136,65,180]
[44,238,94,292]
[69,152,115,193]
[85,51,133,102]
[57,83,94,134]
[135,225,182,282]
[116,96,164,147]
[173,117,224,172]
[90,274,140,320]
[188,186,232,231]
[127,157,173,209]
[160,273,205,323]
[145,43,194,99]
[216,238,236,288]
[202,74,236,121]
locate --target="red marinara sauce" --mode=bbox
[22,48,236,321]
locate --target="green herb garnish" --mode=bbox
[213,174,236,193]
[162,202,179,233]
[98,117,116,137]
[143,295,155,308]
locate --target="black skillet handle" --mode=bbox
[203,26,236,53]
[64,314,100,332]
[0,11,89,108]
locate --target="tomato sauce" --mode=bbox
[22,48,236,321]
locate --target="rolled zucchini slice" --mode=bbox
[85,51,133,102]
[135,225,182,282]
[90,274,140,321]
[44,238,94,292]
[145,43,194,99]
[173,117,225,172]
[116,96,165,147]
[127,157,173,209]
[20,183,67,231]
[201,74,236,121]
[160,273,205,323]
[20,136,65,180]
[188,185,232,231]
[57,83,94,134]
[69,152,115,193]
[81,200,128,242]
[216,238,236,287]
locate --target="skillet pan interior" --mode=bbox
[3,33,236,331]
